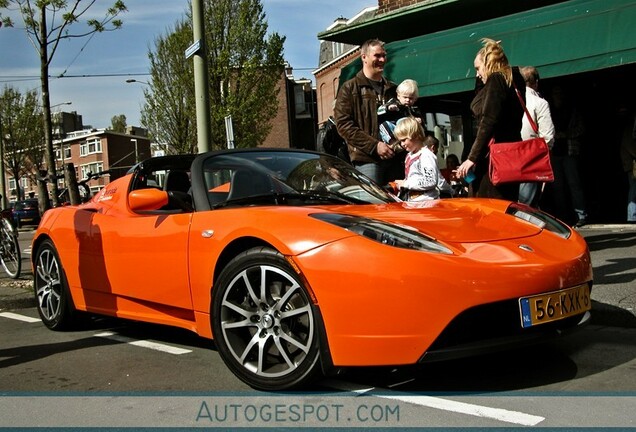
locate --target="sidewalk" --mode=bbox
[0,275,34,310]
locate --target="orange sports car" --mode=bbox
[32,149,592,391]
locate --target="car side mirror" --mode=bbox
[128,189,169,212]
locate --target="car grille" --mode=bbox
[420,296,589,363]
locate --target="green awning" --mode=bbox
[340,0,636,97]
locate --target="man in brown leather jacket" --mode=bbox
[334,39,397,184]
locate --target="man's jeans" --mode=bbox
[628,171,636,222]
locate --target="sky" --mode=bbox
[0,0,373,129]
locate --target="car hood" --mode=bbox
[320,199,544,243]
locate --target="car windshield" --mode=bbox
[201,151,398,208]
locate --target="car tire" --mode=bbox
[33,239,79,330]
[212,247,321,391]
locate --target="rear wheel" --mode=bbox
[212,247,321,391]
[34,239,78,330]
[0,218,21,279]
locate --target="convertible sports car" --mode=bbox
[32,149,592,391]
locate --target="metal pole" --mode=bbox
[224,115,235,149]
[192,0,211,153]
[131,138,138,163]
[0,110,6,208]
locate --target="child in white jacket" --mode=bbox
[393,117,452,201]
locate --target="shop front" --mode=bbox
[330,0,636,223]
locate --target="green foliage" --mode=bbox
[141,0,286,153]
[0,0,127,207]
[141,18,196,155]
[110,114,127,133]
[0,86,44,200]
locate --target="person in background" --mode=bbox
[441,154,460,183]
[334,39,397,184]
[548,85,588,227]
[518,66,555,207]
[455,38,526,201]
[619,105,636,223]
[440,153,469,197]
[392,117,451,201]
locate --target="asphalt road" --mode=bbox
[1,225,635,428]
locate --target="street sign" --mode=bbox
[185,39,201,59]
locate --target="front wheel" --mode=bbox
[34,239,78,330]
[0,218,21,279]
[212,247,321,391]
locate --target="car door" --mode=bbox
[92,210,193,309]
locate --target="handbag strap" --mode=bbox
[513,81,539,135]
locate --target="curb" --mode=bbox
[0,278,35,310]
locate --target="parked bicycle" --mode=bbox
[56,170,111,205]
[0,208,21,279]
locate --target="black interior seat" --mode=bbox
[163,170,191,194]
[227,170,272,201]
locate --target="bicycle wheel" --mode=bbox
[78,183,92,203]
[0,218,21,279]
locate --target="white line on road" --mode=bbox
[0,312,41,323]
[325,380,545,426]
[94,331,192,355]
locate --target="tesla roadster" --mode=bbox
[32,149,592,391]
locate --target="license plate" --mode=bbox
[519,284,591,328]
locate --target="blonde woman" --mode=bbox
[455,38,526,200]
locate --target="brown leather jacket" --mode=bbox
[334,71,397,164]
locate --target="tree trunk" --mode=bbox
[39,5,59,208]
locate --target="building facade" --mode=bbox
[261,67,318,150]
[8,127,151,201]
[316,0,636,223]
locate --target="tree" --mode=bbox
[0,86,44,201]
[140,0,285,153]
[110,114,127,133]
[0,0,127,207]
[141,19,196,155]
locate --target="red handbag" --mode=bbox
[488,85,554,186]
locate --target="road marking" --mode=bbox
[0,312,40,323]
[325,380,545,426]
[94,331,192,355]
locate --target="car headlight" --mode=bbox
[506,203,571,239]
[311,213,453,254]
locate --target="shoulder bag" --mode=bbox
[488,85,554,186]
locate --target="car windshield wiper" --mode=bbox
[275,191,365,205]
[211,191,365,209]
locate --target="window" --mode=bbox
[294,86,307,115]
[332,42,344,58]
[55,146,72,160]
[80,162,104,179]
[80,137,102,156]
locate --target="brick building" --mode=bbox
[261,67,318,150]
[9,127,151,201]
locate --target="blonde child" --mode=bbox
[378,79,424,144]
[393,117,452,201]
